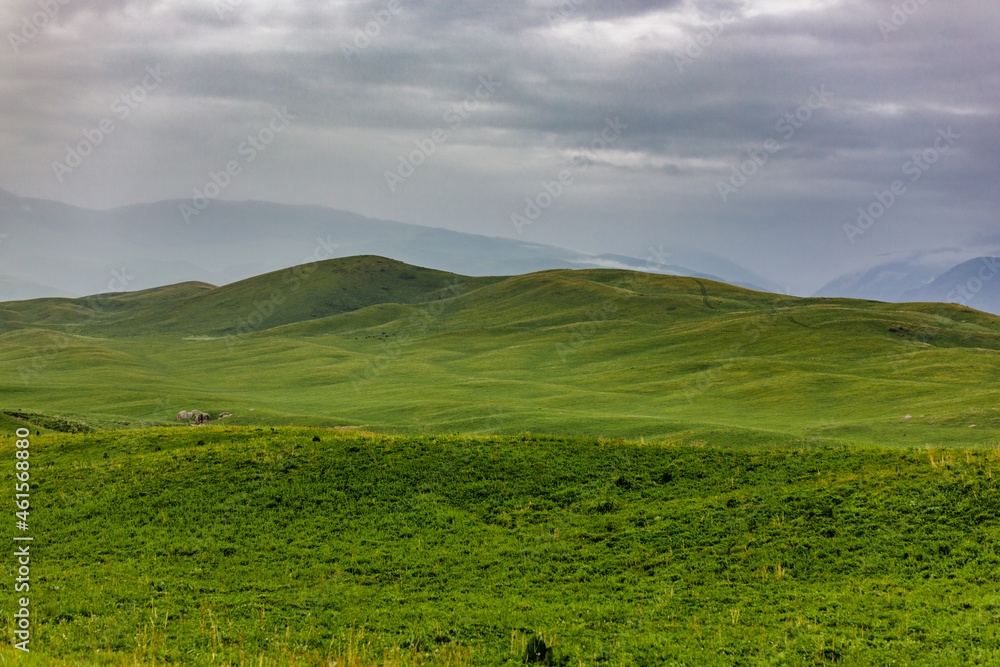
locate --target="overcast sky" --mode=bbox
[1,0,997,293]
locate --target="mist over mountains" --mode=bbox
[813,248,1000,316]
[0,189,779,301]
[900,257,1000,315]
[813,261,942,304]
[2,188,998,316]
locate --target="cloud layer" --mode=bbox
[1,0,997,293]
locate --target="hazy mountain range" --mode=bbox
[813,250,1000,316]
[900,257,1000,315]
[1,187,998,316]
[0,188,780,301]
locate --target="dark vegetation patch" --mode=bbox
[2,410,92,433]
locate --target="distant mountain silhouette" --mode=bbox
[813,260,940,303]
[901,257,1000,315]
[0,189,778,301]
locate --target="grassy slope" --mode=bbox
[0,256,501,335]
[1,256,999,446]
[3,259,1000,665]
[2,427,998,665]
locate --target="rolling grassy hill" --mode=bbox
[1,255,999,447]
[3,257,1000,665]
[2,427,999,665]
[0,256,500,336]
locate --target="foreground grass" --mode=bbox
[2,427,999,665]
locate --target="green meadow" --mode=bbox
[1,428,999,665]
[1,256,999,444]
[1,256,1000,664]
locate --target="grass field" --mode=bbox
[1,256,999,446]
[2,257,1000,664]
[1,427,999,665]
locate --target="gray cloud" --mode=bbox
[0,0,997,294]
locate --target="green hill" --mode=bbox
[2,427,998,665]
[1,255,999,446]
[3,257,1000,664]
[0,256,500,336]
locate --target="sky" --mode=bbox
[1,0,998,294]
